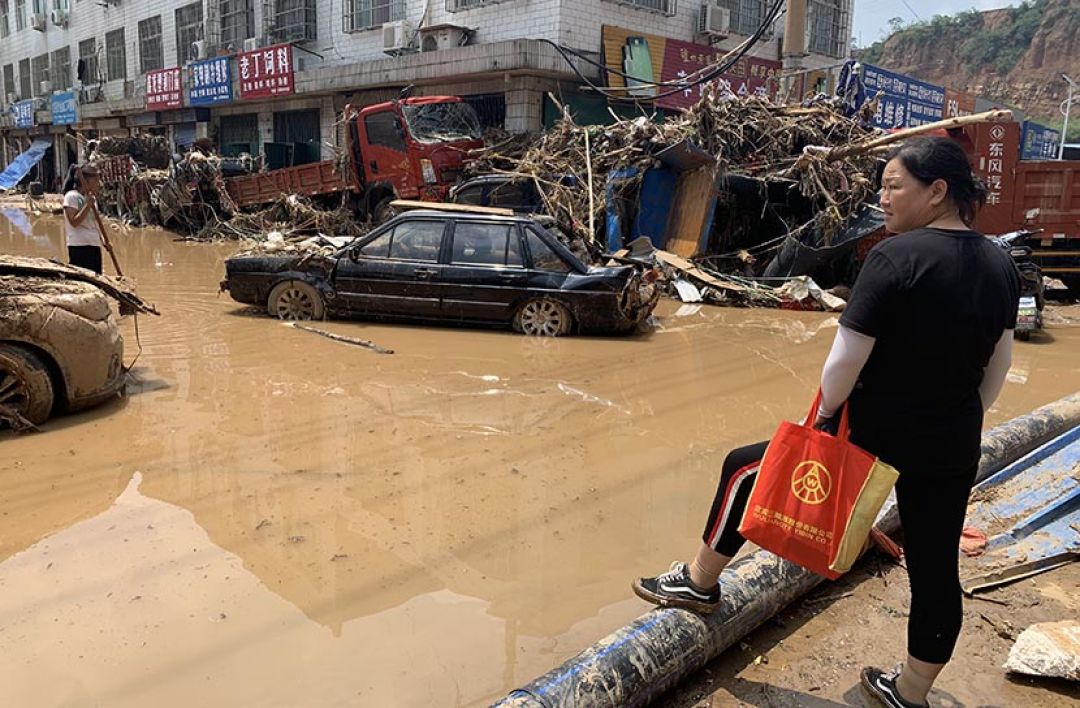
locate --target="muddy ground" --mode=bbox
[1,212,1078,707]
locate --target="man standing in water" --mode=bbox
[63,164,104,274]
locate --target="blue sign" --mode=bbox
[0,138,52,190]
[189,57,232,106]
[13,100,34,128]
[861,63,945,128]
[1020,121,1061,161]
[51,90,78,125]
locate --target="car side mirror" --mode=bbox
[348,245,362,261]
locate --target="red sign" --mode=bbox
[238,43,294,100]
[970,121,1021,236]
[146,68,183,111]
[944,88,977,118]
[657,39,780,111]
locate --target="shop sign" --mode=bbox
[601,26,780,111]
[238,43,294,100]
[862,63,945,128]
[146,68,184,111]
[189,56,233,106]
[13,100,34,128]
[50,91,78,125]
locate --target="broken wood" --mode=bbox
[654,250,746,293]
[820,109,1014,161]
[290,322,394,354]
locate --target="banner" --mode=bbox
[146,67,183,111]
[238,43,294,100]
[601,26,780,111]
[13,100,34,128]
[862,63,945,128]
[943,88,976,118]
[189,56,233,106]
[50,90,78,125]
[1020,121,1060,161]
[0,138,52,190]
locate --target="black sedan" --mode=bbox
[222,210,659,336]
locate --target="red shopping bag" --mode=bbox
[738,393,899,579]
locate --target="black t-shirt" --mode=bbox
[839,227,1021,474]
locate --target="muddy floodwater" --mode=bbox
[2,213,1079,707]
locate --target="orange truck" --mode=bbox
[224,96,484,222]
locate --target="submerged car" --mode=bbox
[222,209,659,336]
[0,274,124,427]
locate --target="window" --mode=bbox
[30,0,39,14]
[808,0,846,59]
[18,57,29,97]
[364,111,405,152]
[596,0,669,15]
[175,3,204,65]
[14,0,23,31]
[272,0,316,43]
[3,64,14,100]
[50,47,70,90]
[360,221,445,261]
[78,38,98,84]
[106,28,126,81]
[525,229,570,272]
[137,16,163,74]
[452,184,485,206]
[446,0,515,11]
[359,230,392,257]
[488,182,530,210]
[717,0,769,36]
[343,0,403,32]
[451,223,523,267]
[31,53,48,94]
[221,0,255,48]
[1,0,10,39]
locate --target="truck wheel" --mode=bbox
[0,343,55,426]
[514,299,572,337]
[372,197,396,225]
[268,281,325,321]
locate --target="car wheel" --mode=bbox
[372,197,396,226]
[514,299,572,337]
[268,281,325,321]
[1016,330,1031,341]
[0,343,55,426]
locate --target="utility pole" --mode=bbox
[1060,73,1075,161]
[783,0,809,98]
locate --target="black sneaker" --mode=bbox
[632,561,720,613]
[860,666,928,708]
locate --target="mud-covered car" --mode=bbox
[0,275,124,427]
[222,210,659,336]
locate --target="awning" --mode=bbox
[0,138,52,191]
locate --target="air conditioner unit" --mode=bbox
[6,93,17,104]
[123,79,135,98]
[382,20,414,56]
[190,40,208,61]
[39,80,53,95]
[418,24,468,53]
[50,9,68,27]
[243,37,260,52]
[30,12,47,31]
[698,4,731,38]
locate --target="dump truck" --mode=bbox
[224,96,484,223]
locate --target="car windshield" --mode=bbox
[402,102,482,144]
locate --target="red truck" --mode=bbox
[224,96,484,222]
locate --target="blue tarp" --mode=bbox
[0,138,52,191]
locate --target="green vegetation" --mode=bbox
[861,1,1053,75]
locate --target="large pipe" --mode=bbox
[496,392,1080,707]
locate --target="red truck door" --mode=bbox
[969,120,1021,236]
[357,108,417,199]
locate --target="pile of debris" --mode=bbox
[94,134,173,170]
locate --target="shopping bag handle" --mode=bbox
[805,390,851,442]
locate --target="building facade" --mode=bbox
[0,0,852,183]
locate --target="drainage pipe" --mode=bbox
[496,392,1080,708]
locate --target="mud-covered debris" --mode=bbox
[1005,620,1080,680]
[0,256,159,316]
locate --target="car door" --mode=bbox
[359,109,414,197]
[333,219,448,318]
[522,226,574,292]
[440,221,529,323]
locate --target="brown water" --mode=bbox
[1,213,1079,707]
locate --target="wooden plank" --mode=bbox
[665,167,718,258]
[390,200,515,216]
[654,249,745,293]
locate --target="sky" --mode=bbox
[853,0,1022,47]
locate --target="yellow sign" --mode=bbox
[791,460,832,505]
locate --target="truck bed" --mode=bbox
[224,160,351,207]
[1014,160,1080,287]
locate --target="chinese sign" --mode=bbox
[13,100,34,128]
[943,88,976,119]
[238,43,294,100]
[1020,121,1060,161]
[970,120,1020,235]
[50,90,78,125]
[862,63,945,128]
[601,26,779,112]
[189,56,233,106]
[146,67,183,111]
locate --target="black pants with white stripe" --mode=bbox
[700,439,976,664]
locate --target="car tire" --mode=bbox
[268,280,325,321]
[514,299,572,337]
[372,197,396,226]
[1016,330,1031,341]
[0,343,55,426]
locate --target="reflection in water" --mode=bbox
[2,213,1080,706]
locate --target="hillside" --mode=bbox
[860,0,1080,138]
